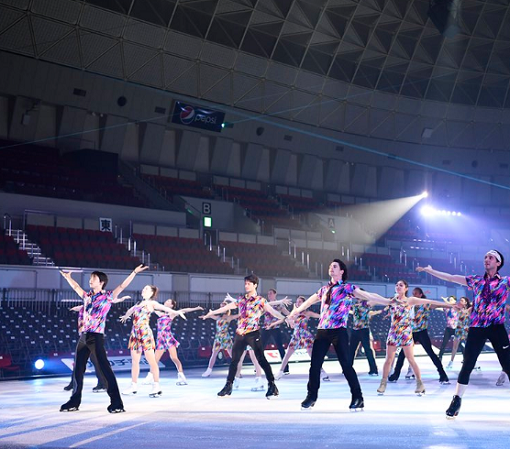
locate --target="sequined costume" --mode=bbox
[386,299,413,347]
[288,313,314,350]
[213,317,233,351]
[156,314,180,350]
[128,302,156,351]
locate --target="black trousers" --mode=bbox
[308,328,362,400]
[226,330,274,383]
[458,325,510,385]
[392,329,447,379]
[349,328,378,374]
[261,327,288,372]
[68,332,122,407]
[438,327,456,359]
[69,350,108,387]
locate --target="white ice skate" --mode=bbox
[149,383,162,398]
[176,372,188,386]
[251,377,265,391]
[122,382,138,395]
[202,368,212,378]
[142,372,154,385]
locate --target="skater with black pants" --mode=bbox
[64,305,108,392]
[417,249,510,419]
[438,302,459,360]
[59,265,148,413]
[389,287,449,384]
[201,274,287,399]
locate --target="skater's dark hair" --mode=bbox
[332,259,348,281]
[460,296,471,308]
[146,285,158,299]
[493,249,505,271]
[268,288,277,295]
[397,279,409,294]
[164,298,176,309]
[412,287,426,298]
[244,274,259,287]
[91,271,108,289]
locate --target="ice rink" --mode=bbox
[1,353,509,449]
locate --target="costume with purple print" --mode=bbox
[317,281,357,329]
[288,313,315,350]
[352,300,371,330]
[412,305,431,332]
[445,308,459,329]
[82,290,113,334]
[156,314,180,349]
[466,274,510,327]
[263,303,286,330]
[128,303,155,351]
[387,299,413,347]
[213,318,233,351]
[235,295,267,335]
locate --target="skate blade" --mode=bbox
[415,391,426,396]
[266,395,279,400]
[350,408,364,412]
[60,407,79,412]
[149,392,162,398]
[122,391,137,395]
[176,382,188,386]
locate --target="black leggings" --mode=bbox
[438,327,456,359]
[349,328,378,374]
[68,332,122,407]
[227,330,274,383]
[69,350,108,387]
[392,329,447,379]
[308,328,362,400]
[458,325,510,385]
[261,327,287,369]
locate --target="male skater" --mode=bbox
[289,259,367,411]
[417,250,510,419]
[60,264,148,413]
[201,274,286,399]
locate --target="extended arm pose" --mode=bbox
[447,297,472,368]
[201,274,286,399]
[120,287,187,397]
[201,302,238,378]
[261,289,291,374]
[356,280,456,396]
[272,296,328,381]
[141,299,202,387]
[287,259,365,411]
[417,250,510,419]
[388,287,450,385]
[59,264,148,413]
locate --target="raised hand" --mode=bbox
[119,315,131,323]
[224,293,236,302]
[416,265,431,273]
[134,264,149,274]
[281,296,291,306]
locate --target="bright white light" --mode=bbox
[420,206,463,218]
[34,359,45,370]
[421,191,429,198]
[420,206,435,216]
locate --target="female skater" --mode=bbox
[143,299,203,386]
[271,296,327,380]
[201,300,237,377]
[447,297,471,368]
[362,280,458,396]
[120,286,186,397]
[438,296,460,360]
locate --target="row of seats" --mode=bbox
[0,232,32,266]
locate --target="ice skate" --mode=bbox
[202,368,212,378]
[122,382,138,395]
[217,381,233,397]
[149,382,162,398]
[377,379,387,395]
[446,395,462,419]
[496,371,507,386]
[251,377,265,391]
[265,382,279,399]
[142,372,154,385]
[176,372,188,386]
[415,379,426,396]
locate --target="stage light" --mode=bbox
[421,191,429,198]
[34,359,45,370]
[420,206,435,217]
[420,205,463,217]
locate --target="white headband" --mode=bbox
[486,250,501,262]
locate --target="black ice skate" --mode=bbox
[265,382,279,399]
[217,381,233,397]
[446,395,462,419]
[301,395,316,410]
[349,396,364,411]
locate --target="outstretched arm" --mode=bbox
[263,302,286,321]
[112,264,149,300]
[409,296,457,309]
[288,293,320,318]
[268,296,291,307]
[201,302,237,319]
[416,265,467,286]
[119,305,136,323]
[112,295,131,304]
[60,270,86,298]
[353,288,392,306]
[178,306,204,314]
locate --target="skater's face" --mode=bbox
[164,299,176,309]
[395,280,408,296]
[267,290,276,301]
[412,288,423,298]
[245,280,257,295]
[460,297,467,307]
[296,296,305,307]
[89,274,104,291]
[484,253,501,272]
[328,262,344,280]
[142,285,156,300]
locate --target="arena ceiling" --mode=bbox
[1,0,510,147]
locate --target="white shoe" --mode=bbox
[202,368,212,378]
[149,382,162,398]
[251,377,265,391]
[321,369,330,382]
[176,372,188,386]
[233,377,241,389]
[496,372,507,386]
[122,382,137,395]
[142,372,154,385]
[446,361,453,369]
[275,371,284,381]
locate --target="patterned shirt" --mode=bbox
[352,300,371,330]
[412,304,431,332]
[317,281,357,329]
[263,303,286,330]
[235,295,267,335]
[466,274,510,327]
[445,308,459,329]
[82,290,113,334]
[77,305,85,335]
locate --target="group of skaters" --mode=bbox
[59,249,510,420]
